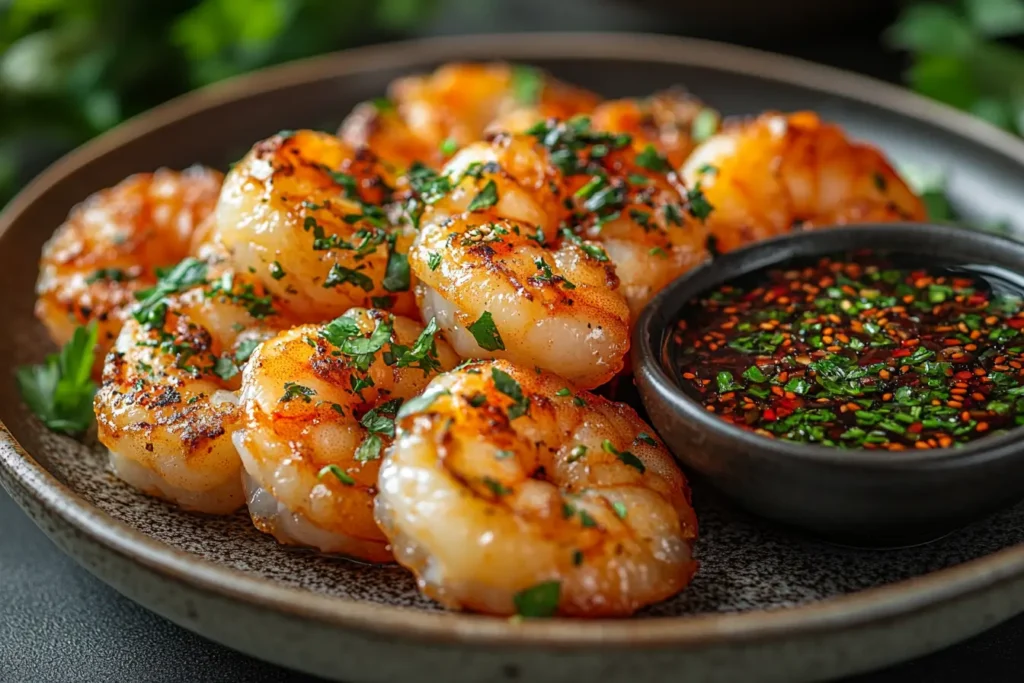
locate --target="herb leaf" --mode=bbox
[513,580,561,618]
[468,311,505,351]
[16,324,99,435]
[467,180,499,211]
[133,257,207,325]
[382,250,410,292]
[602,439,646,473]
[491,367,530,419]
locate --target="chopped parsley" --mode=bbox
[511,65,544,105]
[234,338,261,364]
[318,464,355,485]
[513,580,561,618]
[133,257,207,326]
[491,367,530,419]
[467,180,499,211]
[440,137,458,156]
[691,108,719,143]
[635,144,670,173]
[561,228,609,262]
[323,264,374,291]
[213,356,240,381]
[467,311,505,351]
[268,261,286,280]
[382,250,410,292]
[602,439,646,473]
[281,382,316,403]
[427,252,442,271]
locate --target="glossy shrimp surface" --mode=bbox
[524,117,711,317]
[212,130,416,321]
[35,167,222,373]
[410,213,630,389]
[591,90,717,169]
[234,309,459,561]
[681,111,927,252]
[376,360,698,617]
[340,62,599,169]
[94,259,289,514]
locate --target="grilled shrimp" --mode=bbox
[340,62,599,169]
[234,309,458,561]
[681,111,927,252]
[524,117,710,317]
[376,359,698,617]
[212,130,417,321]
[94,258,289,514]
[35,167,222,374]
[591,90,718,169]
[409,213,630,390]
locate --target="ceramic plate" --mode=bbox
[5,33,1024,683]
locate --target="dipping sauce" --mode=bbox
[671,251,1024,450]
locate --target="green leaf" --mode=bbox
[491,366,530,420]
[691,108,718,143]
[382,250,410,292]
[17,324,99,435]
[965,0,1024,38]
[602,439,646,473]
[907,54,980,111]
[467,180,499,211]
[511,65,543,105]
[133,257,207,326]
[354,433,383,463]
[468,311,505,351]
[885,4,976,56]
[513,580,561,618]
[318,464,355,485]
[234,338,261,364]
[213,356,239,380]
[396,387,450,419]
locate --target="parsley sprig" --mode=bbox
[17,324,99,435]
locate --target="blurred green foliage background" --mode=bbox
[2,0,1024,209]
[0,0,438,204]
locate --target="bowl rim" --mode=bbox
[634,222,1024,468]
[5,31,1024,648]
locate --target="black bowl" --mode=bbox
[633,223,1024,546]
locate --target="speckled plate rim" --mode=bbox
[5,31,1024,651]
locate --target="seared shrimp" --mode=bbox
[410,213,630,390]
[376,359,698,617]
[524,117,710,316]
[234,309,458,561]
[340,62,599,169]
[212,130,416,321]
[94,258,288,514]
[681,111,927,252]
[591,90,718,169]
[35,167,222,373]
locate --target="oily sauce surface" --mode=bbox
[672,251,1024,450]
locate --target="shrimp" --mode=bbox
[211,130,417,322]
[524,117,710,317]
[94,257,290,514]
[591,90,718,169]
[408,116,712,322]
[376,359,698,617]
[233,309,459,561]
[409,213,630,390]
[340,62,599,169]
[681,111,927,252]
[35,166,223,374]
